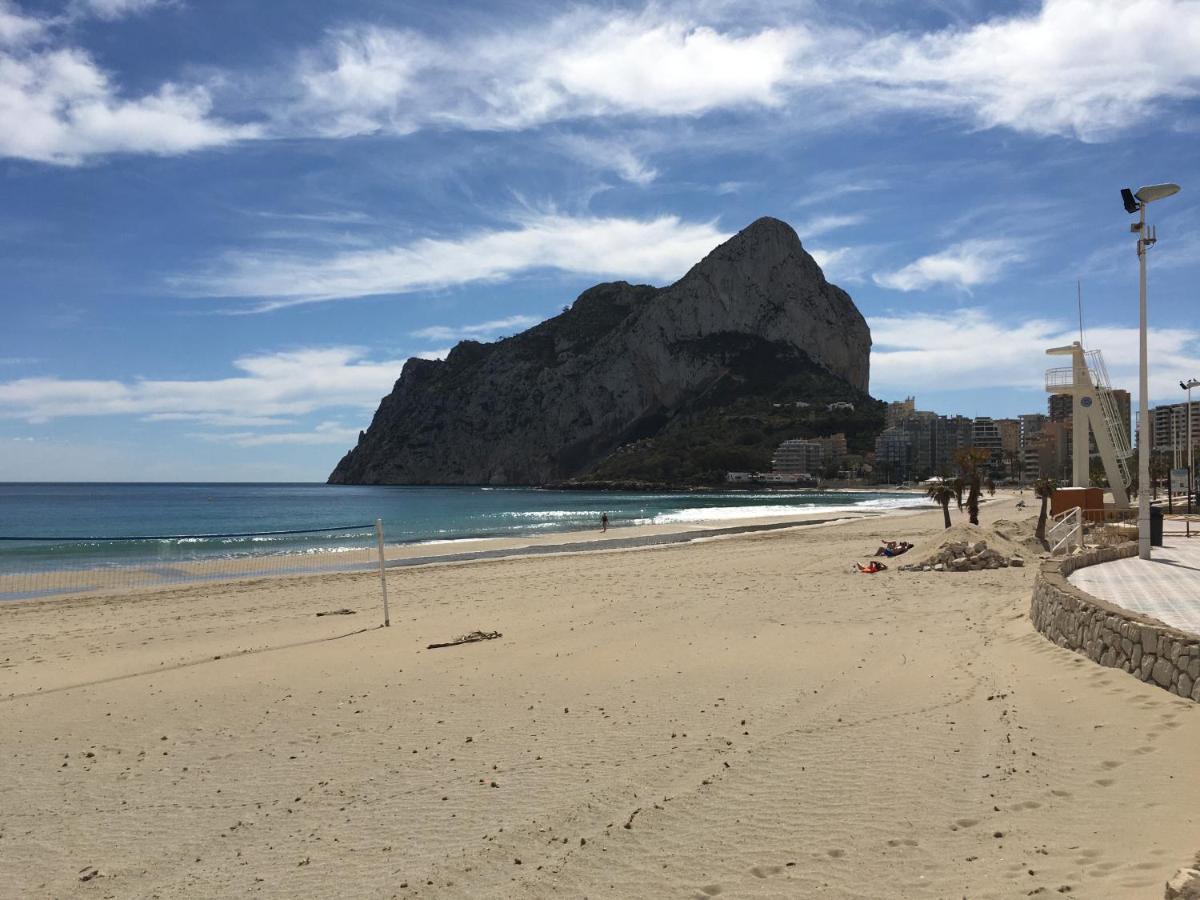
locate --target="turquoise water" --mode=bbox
[0,483,927,574]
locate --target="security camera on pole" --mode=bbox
[1120,182,1180,560]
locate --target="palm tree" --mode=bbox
[950,475,966,512]
[1034,477,1057,542]
[954,448,991,526]
[926,481,955,529]
[1009,451,1026,490]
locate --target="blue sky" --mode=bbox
[1,0,1198,480]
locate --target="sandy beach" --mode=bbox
[2,495,1197,898]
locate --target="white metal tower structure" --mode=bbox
[1045,341,1133,509]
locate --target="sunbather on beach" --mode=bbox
[856,561,888,574]
[874,541,913,557]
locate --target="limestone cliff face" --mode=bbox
[328,217,872,485]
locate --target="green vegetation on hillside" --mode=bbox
[576,334,884,486]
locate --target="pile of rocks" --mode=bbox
[901,540,1025,573]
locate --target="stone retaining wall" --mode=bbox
[1030,544,1200,702]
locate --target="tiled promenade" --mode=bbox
[1070,519,1200,635]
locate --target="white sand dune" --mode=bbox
[1,496,1196,898]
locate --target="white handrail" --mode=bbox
[1048,507,1084,555]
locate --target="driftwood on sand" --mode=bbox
[427,630,502,650]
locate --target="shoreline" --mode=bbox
[0,495,937,604]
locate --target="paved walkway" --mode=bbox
[1070,522,1200,636]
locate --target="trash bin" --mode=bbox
[1150,506,1164,547]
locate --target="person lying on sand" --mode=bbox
[856,561,888,574]
[874,541,913,557]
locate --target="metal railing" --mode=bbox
[1048,507,1084,555]
[1085,350,1133,488]
[1043,352,1132,491]
[1081,507,1138,547]
[1045,367,1075,390]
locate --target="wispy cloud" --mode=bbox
[7,0,1200,166]
[0,1,43,45]
[0,347,405,424]
[286,16,801,139]
[808,245,875,284]
[0,1,254,165]
[794,213,864,240]
[73,0,167,21]
[193,420,360,448]
[184,213,729,309]
[279,0,1200,145]
[869,307,1200,404]
[557,134,658,185]
[411,315,542,343]
[873,239,1024,292]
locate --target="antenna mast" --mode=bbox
[1077,280,1085,347]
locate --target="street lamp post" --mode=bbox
[1184,378,1200,516]
[1121,182,1181,559]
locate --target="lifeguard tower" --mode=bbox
[1045,342,1133,509]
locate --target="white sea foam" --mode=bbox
[639,496,930,525]
[505,510,604,520]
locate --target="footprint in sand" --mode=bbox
[1100,760,1122,770]
[827,849,845,858]
[1016,800,1042,810]
[750,865,783,878]
[1050,789,1072,798]
[1133,745,1158,755]
[1093,778,1116,787]
[695,885,723,897]
[955,818,979,828]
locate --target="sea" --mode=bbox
[0,483,928,576]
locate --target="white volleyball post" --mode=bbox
[375,518,390,627]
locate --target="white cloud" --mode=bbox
[793,214,864,239]
[808,245,874,284]
[845,0,1200,141]
[0,347,405,424]
[873,239,1023,292]
[281,0,1200,144]
[186,213,729,309]
[411,315,542,343]
[414,348,451,361]
[288,16,804,138]
[194,420,360,448]
[558,134,658,185]
[7,0,1199,165]
[869,307,1200,405]
[0,3,254,165]
[0,1,42,46]
[76,0,166,21]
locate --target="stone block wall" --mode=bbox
[1030,544,1200,702]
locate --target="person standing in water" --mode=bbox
[601,513,609,532]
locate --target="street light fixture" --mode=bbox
[1184,377,1200,516]
[1121,181,1181,559]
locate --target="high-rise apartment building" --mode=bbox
[773,439,824,475]
[1048,393,1073,423]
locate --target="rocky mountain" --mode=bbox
[328,217,876,486]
